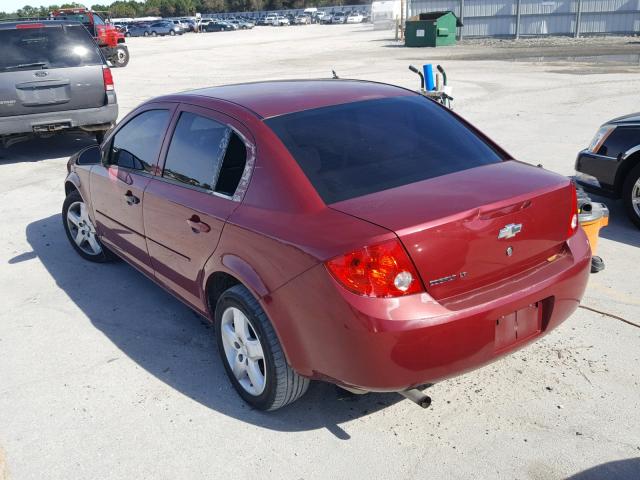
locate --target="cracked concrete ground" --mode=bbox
[0,24,639,480]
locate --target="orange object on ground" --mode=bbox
[579,202,609,256]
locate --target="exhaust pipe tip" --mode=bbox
[399,388,432,409]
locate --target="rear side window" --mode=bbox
[163,112,247,196]
[0,25,102,71]
[109,110,170,172]
[266,96,503,204]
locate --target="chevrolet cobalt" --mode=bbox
[63,80,591,410]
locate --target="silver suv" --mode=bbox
[0,20,118,146]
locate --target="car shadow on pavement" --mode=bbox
[591,194,640,249]
[22,214,403,439]
[0,133,96,164]
[567,458,640,480]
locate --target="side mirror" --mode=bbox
[76,145,101,165]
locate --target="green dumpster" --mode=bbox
[405,11,462,48]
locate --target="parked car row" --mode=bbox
[252,10,369,25]
[205,9,370,26]
[115,17,256,35]
[200,18,254,31]
[112,10,369,37]
[119,20,186,37]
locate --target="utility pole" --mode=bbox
[575,0,583,38]
[400,0,405,40]
[459,0,464,40]
[515,0,521,39]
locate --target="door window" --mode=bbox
[163,112,247,196]
[108,109,170,172]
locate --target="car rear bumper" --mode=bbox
[267,229,591,391]
[0,102,118,137]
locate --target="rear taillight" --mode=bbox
[325,239,424,298]
[102,66,114,91]
[568,182,579,237]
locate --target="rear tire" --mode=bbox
[215,285,310,411]
[170,29,175,36]
[622,163,640,229]
[143,31,149,37]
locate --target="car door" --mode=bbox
[143,104,253,310]
[90,105,174,274]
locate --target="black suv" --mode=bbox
[575,113,640,228]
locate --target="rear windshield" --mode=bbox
[0,25,102,72]
[266,96,503,204]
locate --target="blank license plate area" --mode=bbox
[494,303,541,352]
[18,85,71,106]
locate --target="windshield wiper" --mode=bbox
[2,62,49,71]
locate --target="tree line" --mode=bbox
[0,0,368,19]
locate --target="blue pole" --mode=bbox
[423,64,435,91]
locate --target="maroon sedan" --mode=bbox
[63,80,591,410]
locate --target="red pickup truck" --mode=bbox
[51,8,130,68]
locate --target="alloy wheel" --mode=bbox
[632,178,640,218]
[220,307,266,396]
[66,201,102,256]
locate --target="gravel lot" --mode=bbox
[1,24,639,480]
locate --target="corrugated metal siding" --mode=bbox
[409,0,640,36]
[581,11,640,32]
[463,1,517,17]
[409,0,460,16]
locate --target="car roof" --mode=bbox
[0,20,82,30]
[608,112,640,125]
[179,79,415,119]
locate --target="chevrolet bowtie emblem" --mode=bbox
[498,223,522,240]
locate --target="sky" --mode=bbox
[0,0,84,13]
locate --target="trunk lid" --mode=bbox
[330,161,574,301]
[0,24,106,118]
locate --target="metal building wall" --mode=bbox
[408,0,640,37]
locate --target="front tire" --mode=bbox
[170,29,176,36]
[215,285,309,411]
[622,163,640,229]
[62,191,112,262]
